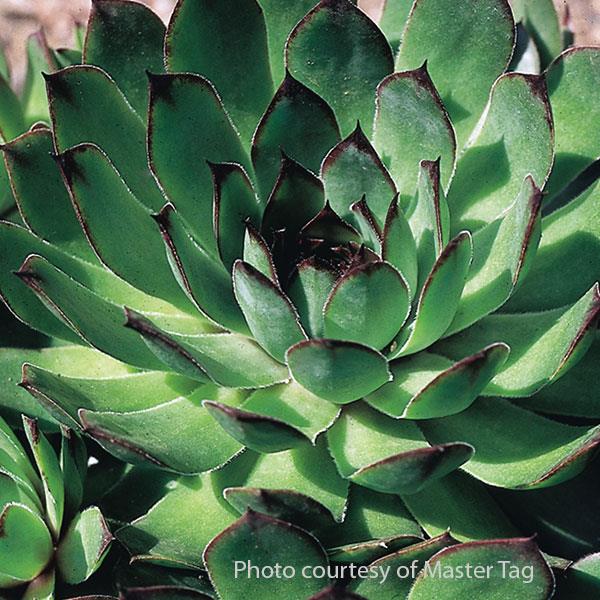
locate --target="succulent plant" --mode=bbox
[0,0,600,597]
[0,415,111,596]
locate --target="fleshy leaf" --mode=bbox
[405,159,450,284]
[211,162,261,271]
[447,73,553,232]
[83,0,166,116]
[165,0,273,143]
[374,66,456,198]
[148,72,250,251]
[2,129,94,261]
[56,506,112,584]
[22,570,55,600]
[0,75,24,141]
[154,203,247,333]
[447,175,542,334]
[402,471,519,542]
[117,473,238,569]
[22,416,64,539]
[286,0,393,137]
[46,65,165,211]
[23,31,56,125]
[0,503,53,587]
[288,258,338,338]
[15,254,165,370]
[558,552,600,597]
[252,72,340,199]
[436,284,600,397]
[407,538,553,599]
[59,431,86,521]
[390,231,472,358]
[261,154,324,241]
[204,511,329,600]
[382,197,418,297]
[125,310,288,388]
[257,0,321,84]
[243,381,339,444]
[545,48,600,199]
[243,225,279,283]
[367,344,509,419]
[233,260,306,362]
[217,439,348,523]
[379,0,414,54]
[396,0,514,145]
[287,339,391,404]
[327,404,473,494]
[323,261,409,350]
[353,534,456,599]
[506,179,600,311]
[421,397,600,489]
[57,144,192,312]
[204,401,306,453]
[321,124,396,227]
[79,385,245,474]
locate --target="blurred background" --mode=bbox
[0,0,596,91]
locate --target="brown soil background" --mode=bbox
[0,0,597,91]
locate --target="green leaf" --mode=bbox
[83,0,165,116]
[204,401,306,453]
[257,0,320,84]
[328,403,473,494]
[53,48,82,69]
[243,381,339,443]
[243,225,278,283]
[446,73,553,232]
[545,48,600,199]
[20,361,199,429]
[2,128,95,261]
[211,162,261,271]
[287,339,391,404]
[405,159,450,285]
[401,471,519,543]
[22,570,55,600]
[22,416,64,539]
[154,203,247,333]
[15,254,165,370]
[436,284,600,396]
[261,154,325,241]
[233,260,306,362]
[374,66,456,199]
[323,261,409,350]
[518,333,600,417]
[117,473,238,569]
[447,175,542,334]
[57,144,192,312]
[79,385,244,474]
[353,534,456,599]
[125,310,288,388]
[148,72,250,252]
[396,0,514,145]
[367,344,509,419]
[390,231,472,358]
[0,416,41,493]
[506,178,600,312]
[379,0,414,54]
[0,503,53,587]
[165,0,273,143]
[288,258,338,338]
[421,397,600,489]
[382,197,418,297]
[0,75,25,141]
[46,65,165,210]
[408,538,553,599]
[510,22,542,75]
[59,431,86,521]
[23,31,56,126]
[204,511,329,600]
[559,553,600,598]
[511,0,561,68]
[252,72,340,199]
[286,0,393,137]
[56,506,112,584]
[321,124,396,227]
[218,439,348,522]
